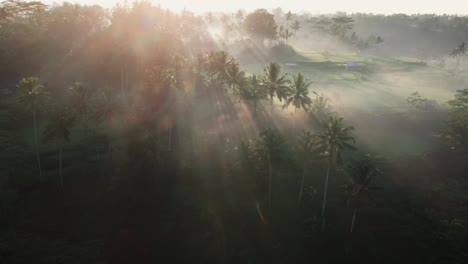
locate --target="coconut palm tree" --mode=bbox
[296,130,320,207]
[43,107,75,189]
[310,91,332,122]
[206,50,229,82]
[69,82,92,133]
[17,77,48,178]
[284,73,312,133]
[263,62,289,114]
[344,157,380,233]
[224,59,247,96]
[331,15,354,40]
[310,16,332,38]
[94,88,120,126]
[172,54,188,91]
[94,88,121,165]
[316,115,356,230]
[283,73,312,112]
[251,128,284,208]
[239,74,268,117]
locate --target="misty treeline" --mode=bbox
[1,1,468,264]
[289,11,468,57]
[207,8,468,57]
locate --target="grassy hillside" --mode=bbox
[243,50,457,157]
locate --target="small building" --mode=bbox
[344,61,360,70]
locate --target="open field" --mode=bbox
[243,51,457,157]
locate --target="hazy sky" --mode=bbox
[42,0,468,15]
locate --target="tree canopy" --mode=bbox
[244,9,277,44]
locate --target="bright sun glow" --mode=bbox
[43,0,468,14]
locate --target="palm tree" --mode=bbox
[316,115,356,230]
[263,62,289,114]
[206,50,229,82]
[94,88,120,126]
[43,107,75,189]
[309,16,332,38]
[251,128,284,209]
[344,157,380,233]
[310,91,332,124]
[283,73,312,112]
[312,91,331,115]
[284,73,312,132]
[331,15,354,39]
[172,54,187,91]
[224,59,247,96]
[296,130,320,207]
[239,74,268,117]
[94,88,121,165]
[69,82,92,133]
[17,77,47,178]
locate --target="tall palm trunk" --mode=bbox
[120,65,124,96]
[350,208,358,233]
[108,141,113,185]
[108,142,112,162]
[33,111,42,178]
[268,153,272,209]
[290,109,297,136]
[168,126,172,151]
[125,63,128,97]
[59,146,63,189]
[294,108,298,131]
[83,121,89,137]
[321,151,334,230]
[213,215,227,263]
[297,161,306,207]
[253,99,257,118]
[120,64,126,103]
[270,96,274,115]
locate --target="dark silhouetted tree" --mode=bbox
[244,9,277,46]
[17,76,47,178]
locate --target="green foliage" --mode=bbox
[316,115,356,157]
[224,58,247,95]
[445,89,468,152]
[450,42,466,58]
[263,62,289,104]
[447,89,468,110]
[16,77,47,113]
[3,2,468,263]
[296,130,319,161]
[344,156,380,197]
[283,72,312,112]
[295,130,321,206]
[251,128,285,162]
[244,9,277,43]
[0,0,47,24]
[310,91,332,122]
[42,106,75,143]
[331,16,354,39]
[93,88,121,124]
[277,11,300,44]
[407,91,427,109]
[308,15,356,39]
[206,50,229,80]
[268,43,304,61]
[69,82,92,122]
[238,74,268,115]
[308,15,332,36]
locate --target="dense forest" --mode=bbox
[1,1,468,263]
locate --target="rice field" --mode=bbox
[241,51,459,157]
